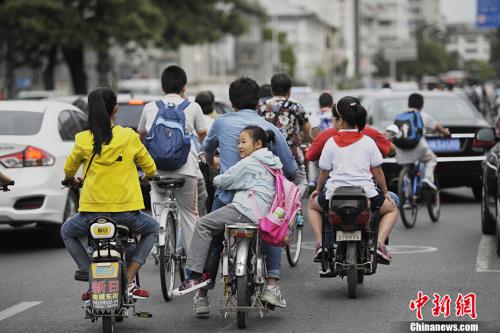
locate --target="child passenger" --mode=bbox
[176,125,287,311]
[308,96,397,263]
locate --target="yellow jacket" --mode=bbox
[64,126,156,212]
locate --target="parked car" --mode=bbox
[358,91,491,199]
[0,101,88,246]
[476,128,500,256]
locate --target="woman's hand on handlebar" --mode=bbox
[140,174,158,185]
[62,177,83,189]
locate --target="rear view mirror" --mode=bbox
[475,128,496,142]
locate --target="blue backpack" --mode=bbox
[145,100,191,171]
[393,110,424,149]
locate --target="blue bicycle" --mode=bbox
[397,161,440,228]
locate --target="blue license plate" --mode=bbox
[427,138,461,152]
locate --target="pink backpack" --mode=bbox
[249,164,302,247]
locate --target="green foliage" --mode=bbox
[153,0,263,49]
[489,29,500,77]
[464,60,496,82]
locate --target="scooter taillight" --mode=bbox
[328,210,342,225]
[355,210,371,226]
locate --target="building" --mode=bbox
[409,0,445,33]
[446,23,491,63]
[258,0,339,88]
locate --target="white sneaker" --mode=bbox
[261,285,287,308]
[193,295,210,316]
[422,179,437,191]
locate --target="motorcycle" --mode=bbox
[1,180,14,192]
[61,180,151,333]
[319,186,381,298]
[220,223,270,329]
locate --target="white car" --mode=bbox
[0,101,87,245]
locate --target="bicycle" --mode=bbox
[397,161,440,228]
[285,210,303,267]
[150,176,186,302]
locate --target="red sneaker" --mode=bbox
[81,291,91,301]
[128,284,150,299]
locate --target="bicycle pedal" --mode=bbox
[134,311,153,318]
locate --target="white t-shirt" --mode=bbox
[319,131,383,199]
[203,114,214,132]
[138,94,207,178]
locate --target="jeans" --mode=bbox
[203,196,282,289]
[61,211,159,271]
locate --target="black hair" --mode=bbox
[259,83,272,99]
[427,82,436,91]
[241,125,275,148]
[319,92,333,108]
[382,82,391,89]
[195,91,215,115]
[229,77,260,110]
[408,93,424,109]
[87,87,117,155]
[333,96,367,130]
[161,65,187,94]
[271,73,293,96]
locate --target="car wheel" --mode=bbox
[481,184,496,235]
[48,190,79,247]
[472,183,482,202]
[496,221,500,257]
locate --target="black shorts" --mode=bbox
[317,188,385,212]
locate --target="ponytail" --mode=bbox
[334,96,367,131]
[242,125,274,148]
[87,87,117,155]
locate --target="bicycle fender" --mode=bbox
[158,208,173,247]
[235,238,250,277]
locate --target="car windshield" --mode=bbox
[115,104,145,129]
[0,111,44,135]
[376,96,478,122]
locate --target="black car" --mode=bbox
[477,127,500,255]
[358,91,491,199]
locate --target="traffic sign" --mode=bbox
[477,0,500,28]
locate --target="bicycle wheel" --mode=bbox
[398,167,418,228]
[159,213,176,302]
[286,213,303,267]
[426,175,440,222]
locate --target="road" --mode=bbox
[0,187,499,333]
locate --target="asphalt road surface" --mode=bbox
[0,187,499,333]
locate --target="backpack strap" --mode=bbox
[177,99,190,111]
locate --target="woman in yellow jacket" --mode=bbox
[61,87,158,301]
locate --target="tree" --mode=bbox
[154,0,262,49]
[0,0,66,97]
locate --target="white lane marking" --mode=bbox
[297,242,438,254]
[387,245,438,254]
[0,302,42,322]
[475,235,500,272]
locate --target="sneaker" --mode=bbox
[313,242,327,263]
[422,179,437,192]
[81,291,91,301]
[193,295,210,316]
[74,269,89,282]
[319,268,334,278]
[377,243,393,262]
[173,277,211,296]
[261,285,287,308]
[403,202,413,209]
[128,283,150,299]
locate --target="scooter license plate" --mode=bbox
[336,231,361,242]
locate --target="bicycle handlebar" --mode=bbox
[1,180,14,192]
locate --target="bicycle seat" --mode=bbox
[157,177,185,190]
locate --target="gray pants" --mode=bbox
[186,204,252,274]
[186,204,282,279]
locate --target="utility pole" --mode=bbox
[354,0,360,79]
